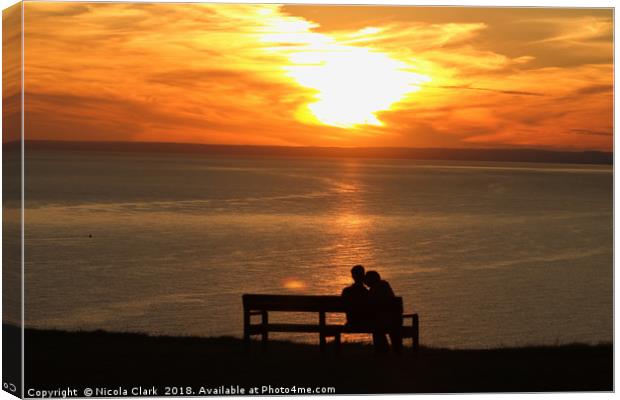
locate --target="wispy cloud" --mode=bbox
[19,3,613,150]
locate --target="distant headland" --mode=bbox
[6,140,614,165]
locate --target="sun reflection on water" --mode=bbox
[282,278,306,290]
[321,162,378,295]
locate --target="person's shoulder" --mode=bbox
[343,284,368,297]
[354,285,369,295]
[381,280,395,295]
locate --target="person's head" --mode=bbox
[351,265,365,283]
[364,270,381,287]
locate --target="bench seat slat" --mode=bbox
[248,324,325,333]
[248,323,385,334]
[247,323,417,337]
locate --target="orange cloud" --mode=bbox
[18,3,613,150]
[3,3,21,142]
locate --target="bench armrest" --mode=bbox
[402,313,418,318]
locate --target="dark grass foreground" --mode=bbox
[19,326,612,394]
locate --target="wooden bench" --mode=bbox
[242,294,419,353]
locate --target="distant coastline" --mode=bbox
[5,140,614,165]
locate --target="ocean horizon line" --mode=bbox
[7,139,614,165]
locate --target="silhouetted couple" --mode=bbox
[341,265,402,354]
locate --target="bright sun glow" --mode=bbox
[287,47,430,128]
[282,278,306,290]
[261,16,431,128]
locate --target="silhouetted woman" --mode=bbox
[365,271,402,354]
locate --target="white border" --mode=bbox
[0,1,615,400]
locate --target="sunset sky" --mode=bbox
[17,3,613,150]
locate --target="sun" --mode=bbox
[259,11,431,129]
[285,46,431,128]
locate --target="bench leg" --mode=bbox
[334,333,341,355]
[243,331,250,354]
[243,309,250,354]
[261,311,269,351]
[412,314,419,353]
[319,311,326,352]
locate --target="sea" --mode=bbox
[20,149,613,348]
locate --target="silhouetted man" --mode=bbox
[341,265,369,328]
[365,270,403,355]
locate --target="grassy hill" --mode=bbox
[16,326,612,394]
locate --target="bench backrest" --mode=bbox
[242,294,403,313]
